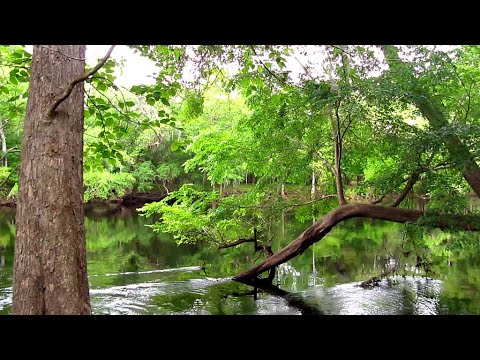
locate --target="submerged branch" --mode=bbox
[238,277,323,315]
[233,204,480,281]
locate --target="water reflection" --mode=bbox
[0,204,480,315]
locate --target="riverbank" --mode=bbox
[0,191,169,209]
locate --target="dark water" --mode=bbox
[1,203,480,315]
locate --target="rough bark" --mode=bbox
[12,45,90,315]
[233,203,480,281]
[381,45,480,198]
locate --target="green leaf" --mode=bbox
[105,117,115,127]
[125,101,135,107]
[97,83,107,91]
[147,97,156,106]
[161,98,170,106]
[170,142,179,151]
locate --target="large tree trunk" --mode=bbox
[233,203,480,281]
[381,45,480,198]
[12,45,90,314]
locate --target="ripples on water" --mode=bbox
[0,269,447,315]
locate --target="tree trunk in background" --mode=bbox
[333,139,347,205]
[328,106,347,206]
[381,45,480,199]
[12,45,90,315]
[310,169,316,200]
[281,183,286,199]
[0,119,7,167]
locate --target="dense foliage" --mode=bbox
[1,45,480,275]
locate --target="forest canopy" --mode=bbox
[2,46,480,313]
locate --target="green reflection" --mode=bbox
[1,205,480,314]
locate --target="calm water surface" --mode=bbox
[0,203,479,315]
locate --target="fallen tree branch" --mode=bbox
[371,194,387,204]
[47,45,115,117]
[218,237,255,249]
[233,203,480,281]
[238,277,323,315]
[359,262,399,288]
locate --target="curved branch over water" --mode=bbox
[233,204,480,281]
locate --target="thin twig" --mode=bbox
[0,163,19,189]
[47,45,115,116]
[0,147,20,163]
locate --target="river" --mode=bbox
[1,203,479,315]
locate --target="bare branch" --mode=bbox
[47,45,115,117]
[218,237,255,249]
[390,173,419,207]
[0,163,19,189]
[331,45,354,58]
[0,147,20,163]
[249,45,287,85]
[371,194,387,205]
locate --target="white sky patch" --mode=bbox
[23,45,461,89]
[24,45,159,89]
[86,45,158,88]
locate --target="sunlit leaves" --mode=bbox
[84,171,135,201]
